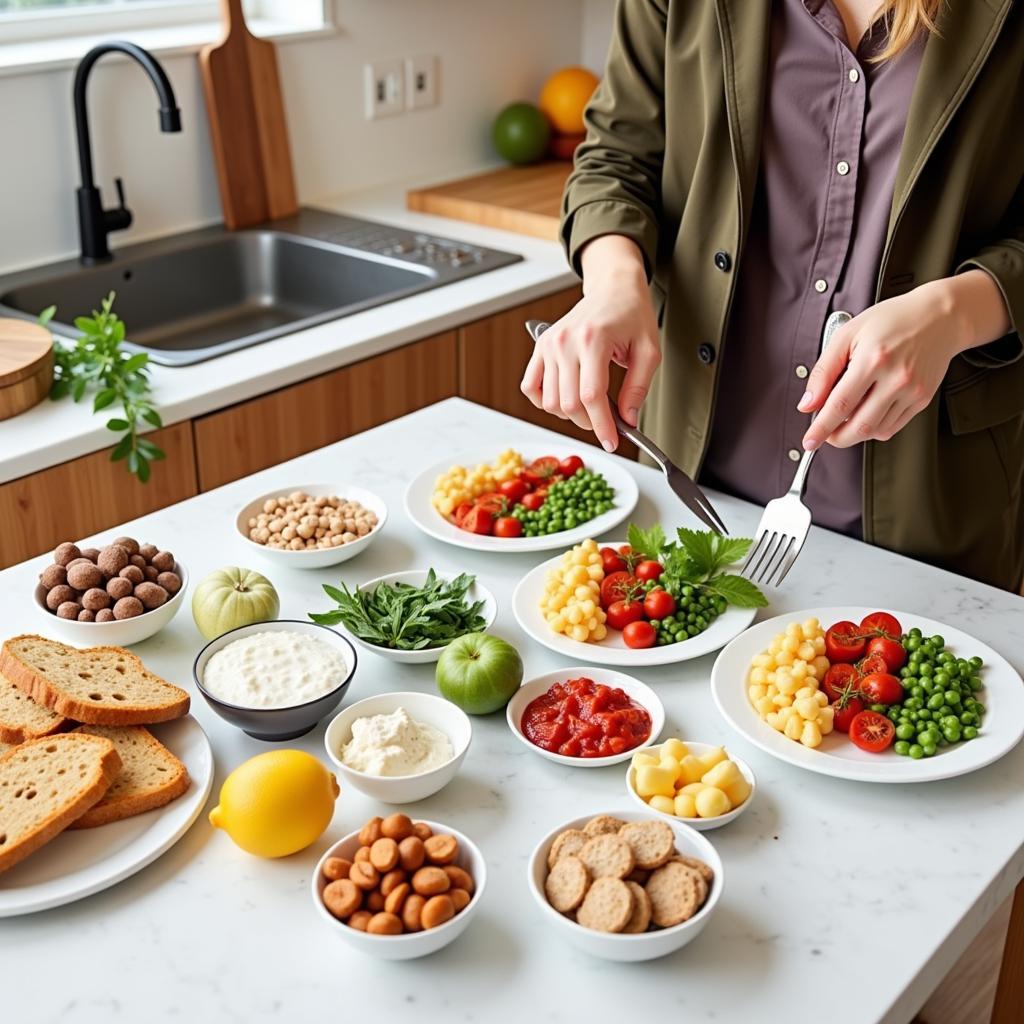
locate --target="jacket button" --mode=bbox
[697,343,716,365]
[713,250,731,272]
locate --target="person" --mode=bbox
[521,0,1024,591]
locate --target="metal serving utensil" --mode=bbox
[740,310,852,587]
[524,319,728,535]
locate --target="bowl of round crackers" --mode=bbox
[527,810,723,961]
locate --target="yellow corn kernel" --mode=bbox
[698,747,728,772]
[722,775,751,808]
[695,786,732,818]
[814,690,828,707]
[800,720,823,748]
[661,738,689,761]
[794,697,820,721]
[678,755,706,785]
[772,693,793,708]
[797,642,816,661]
[754,695,775,717]
[635,765,678,799]
[632,752,659,769]
[818,705,835,734]
[702,759,741,789]
[674,792,698,818]
[813,655,831,676]
[679,782,707,797]
[791,660,808,680]
[749,683,768,702]
[570,625,588,642]
[648,795,676,816]
[784,715,803,740]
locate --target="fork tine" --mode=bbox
[765,536,795,586]
[741,529,769,576]
[774,537,804,586]
[692,490,729,535]
[750,531,782,583]
[683,492,726,535]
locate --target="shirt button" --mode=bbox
[795,365,809,379]
[788,449,801,462]
[849,68,860,83]
[814,279,828,293]
[697,343,716,365]
[836,160,850,175]
[713,250,732,272]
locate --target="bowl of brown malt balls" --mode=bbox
[34,536,187,646]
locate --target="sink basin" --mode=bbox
[0,209,521,366]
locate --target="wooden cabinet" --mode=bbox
[0,422,197,569]
[457,288,637,458]
[193,331,458,491]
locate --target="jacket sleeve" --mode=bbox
[560,0,667,279]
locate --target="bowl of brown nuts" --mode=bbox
[34,536,187,647]
[235,485,387,569]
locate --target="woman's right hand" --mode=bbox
[520,235,662,452]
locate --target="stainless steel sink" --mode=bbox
[0,209,522,366]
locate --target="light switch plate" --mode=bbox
[405,54,438,110]
[364,59,405,119]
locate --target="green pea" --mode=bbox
[942,725,960,743]
[922,742,937,757]
[894,740,910,755]
[896,723,915,740]
[969,656,983,670]
[963,726,979,740]
[909,744,924,759]
[918,709,932,721]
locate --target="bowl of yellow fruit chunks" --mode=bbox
[625,738,756,831]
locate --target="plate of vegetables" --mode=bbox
[308,568,496,664]
[404,446,638,552]
[711,608,1024,783]
[511,525,767,666]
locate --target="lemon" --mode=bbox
[209,750,340,858]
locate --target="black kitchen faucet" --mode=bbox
[73,41,182,264]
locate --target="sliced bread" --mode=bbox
[0,733,122,874]
[69,725,190,828]
[0,635,190,726]
[0,670,67,744]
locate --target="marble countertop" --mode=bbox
[1,398,1022,1024]
[0,174,575,484]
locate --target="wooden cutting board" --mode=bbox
[199,0,298,229]
[0,319,53,422]
[407,162,572,240]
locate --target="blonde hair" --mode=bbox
[874,0,941,61]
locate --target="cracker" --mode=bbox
[547,828,588,869]
[544,854,589,913]
[619,819,675,870]
[645,860,703,927]
[578,833,635,879]
[621,880,652,933]
[576,877,633,933]
[626,868,651,885]
[583,814,627,838]
[671,854,715,886]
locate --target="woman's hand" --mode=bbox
[521,235,661,452]
[800,271,1012,450]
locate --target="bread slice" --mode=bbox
[0,733,122,874]
[0,635,190,726]
[0,670,67,744]
[69,725,190,828]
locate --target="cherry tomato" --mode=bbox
[642,588,676,619]
[825,620,868,663]
[453,502,474,525]
[822,663,861,704]
[473,492,507,514]
[460,506,494,535]
[634,560,664,582]
[859,672,903,705]
[558,455,584,477]
[499,479,528,503]
[521,492,545,511]
[866,635,907,672]
[493,516,523,538]
[849,710,896,753]
[522,456,560,486]
[618,545,632,557]
[600,571,639,609]
[832,694,866,733]
[860,611,902,639]
[856,651,890,676]
[606,599,645,631]
[600,546,627,574]
[623,620,657,649]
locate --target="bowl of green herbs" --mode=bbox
[309,569,497,664]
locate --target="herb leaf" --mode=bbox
[703,573,769,608]
[626,523,666,560]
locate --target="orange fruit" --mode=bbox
[539,67,600,135]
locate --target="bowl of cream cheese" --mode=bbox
[324,691,472,803]
[193,620,357,741]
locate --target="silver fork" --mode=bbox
[741,310,852,587]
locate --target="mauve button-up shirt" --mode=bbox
[702,0,926,537]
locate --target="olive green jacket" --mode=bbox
[561,0,1024,591]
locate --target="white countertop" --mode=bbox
[1,398,1022,1024]
[0,179,575,484]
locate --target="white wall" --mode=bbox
[0,0,584,274]
[581,0,616,71]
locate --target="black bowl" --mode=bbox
[192,620,357,741]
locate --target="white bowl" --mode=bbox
[324,691,472,803]
[312,818,486,960]
[336,570,497,665]
[506,667,665,768]
[235,484,387,569]
[528,809,723,961]
[34,561,188,647]
[624,741,757,831]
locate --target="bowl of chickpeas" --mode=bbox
[235,485,387,569]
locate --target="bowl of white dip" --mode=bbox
[193,620,357,740]
[324,691,472,803]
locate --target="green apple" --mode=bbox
[436,632,523,715]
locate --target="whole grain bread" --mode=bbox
[69,725,190,828]
[0,733,122,874]
[0,635,189,726]
[0,670,67,744]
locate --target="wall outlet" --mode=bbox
[404,55,438,110]
[364,60,405,119]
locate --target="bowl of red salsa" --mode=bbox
[506,669,665,767]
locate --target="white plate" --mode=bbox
[711,607,1024,784]
[0,715,214,916]
[403,446,639,553]
[512,543,759,667]
[506,667,665,767]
